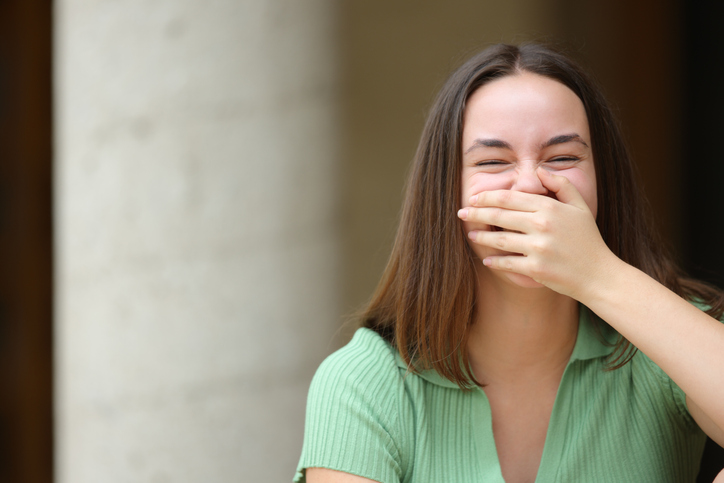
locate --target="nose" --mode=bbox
[511,166,547,195]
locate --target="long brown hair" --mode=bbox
[361,43,724,389]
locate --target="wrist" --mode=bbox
[575,252,631,309]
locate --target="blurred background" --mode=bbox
[1,0,722,481]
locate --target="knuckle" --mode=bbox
[492,207,504,223]
[529,260,545,278]
[495,234,507,249]
[476,192,489,206]
[531,239,547,254]
[533,217,550,232]
[464,208,477,222]
[499,190,513,203]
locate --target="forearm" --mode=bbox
[581,259,724,432]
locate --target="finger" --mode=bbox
[537,169,588,210]
[468,189,547,212]
[467,229,529,254]
[458,207,531,233]
[482,254,529,274]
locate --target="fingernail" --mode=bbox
[469,195,478,204]
[457,208,468,219]
[483,258,492,266]
[467,230,478,240]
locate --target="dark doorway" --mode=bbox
[0,0,54,482]
[557,0,724,478]
[682,1,724,481]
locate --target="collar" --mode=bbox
[399,304,618,389]
[569,304,617,362]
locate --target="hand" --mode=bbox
[457,168,620,301]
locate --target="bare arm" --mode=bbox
[688,399,724,447]
[715,468,724,483]
[306,468,381,483]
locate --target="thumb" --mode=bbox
[537,168,589,210]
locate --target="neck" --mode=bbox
[467,270,579,386]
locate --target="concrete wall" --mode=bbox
[54,1,340,481]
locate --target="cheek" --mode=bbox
[461,174,510,207]
[557,169,598,217]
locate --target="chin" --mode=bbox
[503,272,546,289]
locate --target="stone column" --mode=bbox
[54,1,340,481]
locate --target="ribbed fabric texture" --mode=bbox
[294,308,707,482]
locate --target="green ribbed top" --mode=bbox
[294,307,706,482]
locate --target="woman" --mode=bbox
[294,44,724,482]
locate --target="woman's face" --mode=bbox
[460,72,597,287]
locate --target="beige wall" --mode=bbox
[338,1,561,315]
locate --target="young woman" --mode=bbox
[294,44,724,483]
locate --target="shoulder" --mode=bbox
[315,327,400,378]
[297,328,412,483]
[629,300,718,430]
[630,350,693,424]
[308,328,405,413]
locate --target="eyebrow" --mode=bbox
[541,133,589,149]
[464,138,512,154]
[464,133,589,154]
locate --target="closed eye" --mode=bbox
[475,160,507,166]
[548,156,579,163]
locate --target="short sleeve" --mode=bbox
[294,328,410,483]
[633,350,698,429]
[631,301,723,432]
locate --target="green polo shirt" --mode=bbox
[294,307,706,482]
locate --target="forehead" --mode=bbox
[462,73,590,146]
